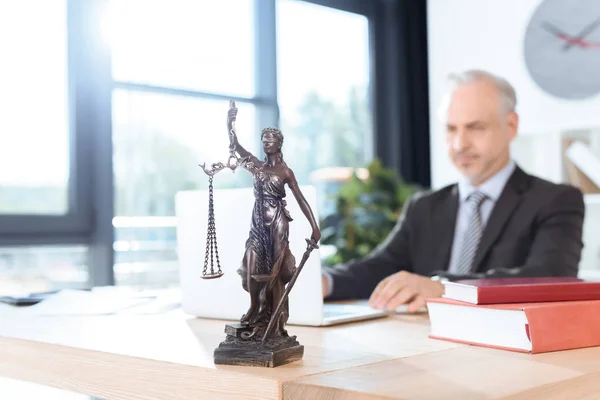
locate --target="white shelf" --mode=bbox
[585,194,600,206]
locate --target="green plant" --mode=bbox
[320,158,422,266]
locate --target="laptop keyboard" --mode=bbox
[323,303,368,318]
[323,308,355,318]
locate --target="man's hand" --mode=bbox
[368,271,444,312]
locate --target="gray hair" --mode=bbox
[445,69,517,115]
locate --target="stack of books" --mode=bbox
[426,277,600,353]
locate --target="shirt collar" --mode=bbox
[458,159,516,202]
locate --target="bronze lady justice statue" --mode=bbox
[206,101,321,367]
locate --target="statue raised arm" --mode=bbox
[227,100,260,168]
[199,100,262,176]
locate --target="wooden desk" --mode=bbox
[284,345,600,399]
[0,309,457,400]
[1,308,599,399]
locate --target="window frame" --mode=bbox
[0,0,115,287]
[0,0,94,238]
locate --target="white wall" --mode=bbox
[427,0,600,188]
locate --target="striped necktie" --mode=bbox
[455,191,488,275]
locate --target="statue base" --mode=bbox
[213,323,304,368]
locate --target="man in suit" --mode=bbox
[322,69,585,312]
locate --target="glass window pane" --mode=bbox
[112,90,257,288]
[276,0,373,187]
[0,246,88,295]
[106,0,255,97]
[0,1,69,215]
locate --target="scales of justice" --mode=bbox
[198,100,321,367]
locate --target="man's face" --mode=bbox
[444,80,518,186]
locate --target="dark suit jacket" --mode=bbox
[326,166,585,300]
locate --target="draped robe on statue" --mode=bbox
[237,169,296,337]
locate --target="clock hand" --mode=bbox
[563,17,600,51]
[541,21,570,38]
[542,21,600,50]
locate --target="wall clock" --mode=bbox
[524,0,600,100]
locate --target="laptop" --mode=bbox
[175,185,387,326]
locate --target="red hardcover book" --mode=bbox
[442,277,600,305]
[427,297,600,354]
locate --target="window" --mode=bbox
[103,0,374,288]
[0,1,99,295]
[111,91,257,287]
[275,0,373,221]
[0,1,70,215]
[276,0,373,186]
[107,0,255,97]
[1,0,375,291]
[107,0,265,288]
[112,90,257,218]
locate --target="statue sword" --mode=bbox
[261,238,319,344]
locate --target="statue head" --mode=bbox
[261,127,284,156]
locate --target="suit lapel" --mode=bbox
[434,185,459,271]
[472,167,530,271]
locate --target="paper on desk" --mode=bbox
[0,302,22,317]
[115,289,181,315]
[20,289,152,316]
